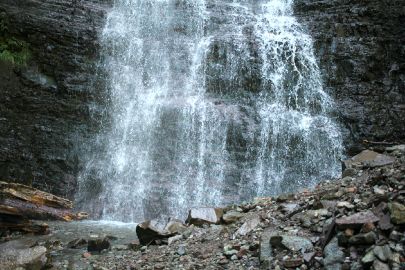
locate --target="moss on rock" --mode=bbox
[0,12,31,66]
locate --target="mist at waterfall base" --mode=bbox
[77,0,343,223]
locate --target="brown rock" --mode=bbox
[82,252,91,258]
[361,222,375,233]
[336,211,380,229]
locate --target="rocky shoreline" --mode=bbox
[1,144,404,269]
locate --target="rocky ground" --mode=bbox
[1,144,404,270]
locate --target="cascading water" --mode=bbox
[78,0,343,222]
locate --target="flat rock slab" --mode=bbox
[342,150,395,169]
[336,211,380,229]
[187,207,223,226]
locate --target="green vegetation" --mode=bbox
[0,12,31,66]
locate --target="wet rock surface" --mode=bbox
[0,0,111,199]
[1,145,403,269]
[294,0,405,147]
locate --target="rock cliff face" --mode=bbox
[294,0,405,152]
[0,0,404,198]
[0,0,111,198]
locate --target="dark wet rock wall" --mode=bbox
[294,0,405,152]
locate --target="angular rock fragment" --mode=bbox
[336,211,379,229]
[222,210,245,224]
[236,215,260,236]
[342,150,395,169]
[186,207,223,225]
[270,235,313,253]
[136,217,186,245]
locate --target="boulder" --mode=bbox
[336,211,380,229]
[136,217,187,245]
[87,237,110,252]
[342,150,395,169]
[0,240,47,270]
[186,207,223,226]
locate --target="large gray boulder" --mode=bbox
[0,240,47,270]
[186,207,223,226]
[136,217,187,245]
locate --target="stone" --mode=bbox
[373,245,392,262]
[87,237,111,253]
[389,231,403,242]
[342,150,395,169]
[113,245,128,251]
[303,252,315,263]
[386,145,405,152]
[236,215,261,236]
[76,212,89,220]
[276,193,294,202]
[67,238,87,249]
[372,260,390,270]
[259,228,274,269]
[186,208,223,226]
[177,245,186,256]
[222,210,245,224]
[168,235,183,245]
[0,240,47,270]
[348,232,377,245]
[336,211,380,229]
[373,186,386,195]
[128,239,140,250]
[82,252,91,258]
[283,258,303,268]
[342,168,358,178]
[361,222,375,233]
[362,250,375,264]
[280,203,299,214]
[337,201,355,209]
[324,238,344,270]
[136,217,186,245]
[270,235,313,253]
[388,202,405,224]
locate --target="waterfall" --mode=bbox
[78,0,343,222]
